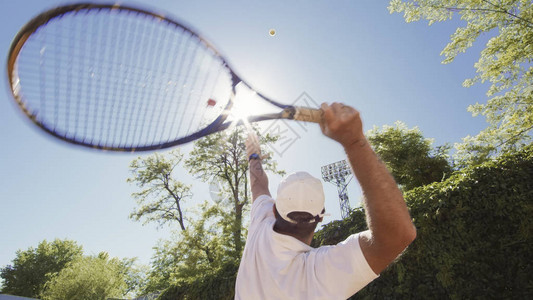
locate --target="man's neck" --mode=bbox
[273,223,313,246]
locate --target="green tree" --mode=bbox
[41,252,129,300]
[142,201,232,294]
[367,121,453,190]
[184,126,284,257]
[128,150,192,230]
[0,239,83,298]
[120,257,149,298]
[389,0,533,167]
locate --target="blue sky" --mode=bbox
[0,0,489,271]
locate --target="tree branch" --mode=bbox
[496,124,533,148]
[163,182,186,231]
[420,1,533,28]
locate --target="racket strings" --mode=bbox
[122,16,157,147]
[14,7,232,150]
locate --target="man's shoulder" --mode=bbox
[308,233,362,258]
[251,194,274,214]
[253,194,274,205]
[249,194,275,231]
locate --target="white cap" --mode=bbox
[275,171,325,223]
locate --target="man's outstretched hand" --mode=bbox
[245,131,261,159]
[246,131,271,200]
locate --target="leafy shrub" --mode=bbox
[157,259,238,300]
[316,146,533,299]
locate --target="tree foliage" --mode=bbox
[40,252,130,300]
[389,0,533,166]
[0,239,83,298]
[120,257,149,298]
[141,201,234,294]
[128,150,192,230]
[157,259,239,300]
[367,121,453,190]
[184,126,284,257]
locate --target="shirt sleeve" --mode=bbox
[249,194,274,234]
[310,233,379,299]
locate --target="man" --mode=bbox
[235,102,417,299]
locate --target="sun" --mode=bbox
[229,83,259,123]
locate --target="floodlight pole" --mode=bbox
[321,160,353,219]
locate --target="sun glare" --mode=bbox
[229,83,259,123]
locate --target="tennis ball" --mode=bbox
[269,29,276,36]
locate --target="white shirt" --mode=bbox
[235,195,378,300]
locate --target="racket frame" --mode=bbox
[7,2,320,152]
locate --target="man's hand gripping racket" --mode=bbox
[319,102,365,148]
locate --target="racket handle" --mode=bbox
[292,107,323,123]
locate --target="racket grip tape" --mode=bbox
[292,107,323,123]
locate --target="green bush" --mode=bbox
[315,145,533,299]
[157,259,238,300]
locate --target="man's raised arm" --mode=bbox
[320,102,416,275]
[246,132,271,201]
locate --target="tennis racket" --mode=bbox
[7,2,323,152]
